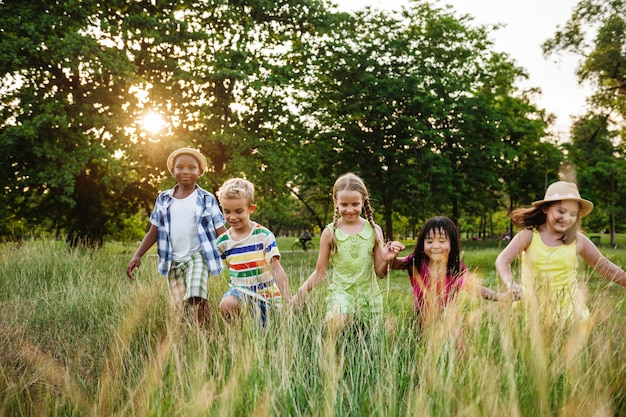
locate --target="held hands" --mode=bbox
[486,282,522,302]
[506,282,523,301]
[289,287,307,309]
[383,240,406,261]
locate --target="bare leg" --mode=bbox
[187,297,210,328]
[219,295,241,323]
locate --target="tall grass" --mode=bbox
[1,239,626,416]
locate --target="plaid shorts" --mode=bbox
[167,251,209,307]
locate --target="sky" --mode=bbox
[335,0,591,139]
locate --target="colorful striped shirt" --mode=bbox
[216,222,282,299]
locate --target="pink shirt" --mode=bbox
[405,254,467,313]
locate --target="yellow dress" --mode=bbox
[521,230,589,322]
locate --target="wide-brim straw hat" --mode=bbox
[532,181,594,217]
[167,147,208,177]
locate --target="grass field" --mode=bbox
[1,236,626,416]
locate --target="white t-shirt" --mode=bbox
[169,189,201,261]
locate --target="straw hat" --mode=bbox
[532,181,594,217]
[167,147,207,177]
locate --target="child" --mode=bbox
[495,180,626,322]
[126,147,227,326]
[290,173,404,332]
[216,178,291,326]
[391,216,509,326]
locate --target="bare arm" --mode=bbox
[460,269,505,301]
[373,225,406,278]
[390,256,408,271]
[126,224,158,280]
[290,227,332,307]
[476,284,517,301]
[478,286,502,301]
[495,229,532,297]
[578,233,626,287]
[271,256,292,303]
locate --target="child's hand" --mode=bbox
[126,257,141,281]
[289,295,301,309]
[290,289,307,309]
[507,282,523,300]
[498,286,522,301]
[384,241,405,260]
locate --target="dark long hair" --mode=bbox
[410,216,463,278]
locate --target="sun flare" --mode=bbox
[142,111,166,134]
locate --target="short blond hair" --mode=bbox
[218,178,255,206]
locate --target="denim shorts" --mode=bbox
[223,286,281,327]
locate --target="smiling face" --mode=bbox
[172,154,201,187]
[543,200,580,233]
[423,228,451,264]
[334,189,364,224]
[221,197,256,234]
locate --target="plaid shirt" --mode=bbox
[149,185,226,276]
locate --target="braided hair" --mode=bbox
[329,173,382,255]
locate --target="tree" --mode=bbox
[543,0,626,121]
[0,0,152,245]
[289,3,550,238]
[543,0,626,237]
[565,113,626,243]
[0,0,333,245]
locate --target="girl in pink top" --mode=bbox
[392,216,508,324]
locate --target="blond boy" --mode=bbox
[216,178,291,325]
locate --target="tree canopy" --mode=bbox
[544,0,626,240]
[288,4,552,237]
[2,0,619,245]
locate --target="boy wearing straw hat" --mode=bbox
[496,181,626,323]
[126,147,227,327]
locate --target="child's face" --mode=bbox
[172,154,201,186]
[221,197,256,232]
[544,200,579,233]
[423,229,450,263]
[334,190,363,224]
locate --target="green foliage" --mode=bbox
[544,0,626,119]
[288,3,551,238]
[2,0,625,247]
[114,211,151,242]
[0,0,335,246]
[543,1,626,241]
[564,114,626,240]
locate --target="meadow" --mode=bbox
[1,236,626,416]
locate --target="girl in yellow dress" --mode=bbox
[496,181,626,323]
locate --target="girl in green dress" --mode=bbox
[291,173,404,333]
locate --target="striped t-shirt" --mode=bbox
[216,222,282,299]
